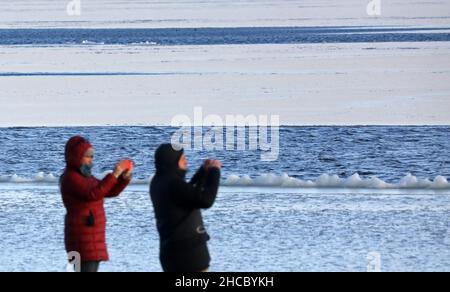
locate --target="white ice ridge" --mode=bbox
[0,172,449,190]
[0,172,59,184]
[222,173,450,190]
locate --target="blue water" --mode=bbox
[0,126,449,184]
[1,27,450,46]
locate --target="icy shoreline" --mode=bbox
[1,171,449,190]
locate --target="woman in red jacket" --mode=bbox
[60,136,132,272]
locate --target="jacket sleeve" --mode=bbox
[170,168,221,209]
[64,172,119,202]
[106,177,130,198]
[189,166,207,185]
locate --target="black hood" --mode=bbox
[154,143,185,177]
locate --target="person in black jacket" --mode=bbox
[150,143,221,272]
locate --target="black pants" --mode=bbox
[80,261,100,272]
[161,243,210,272]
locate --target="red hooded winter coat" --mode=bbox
[60,136,129,261]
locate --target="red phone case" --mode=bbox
[121,160,133,171]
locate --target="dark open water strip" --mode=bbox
[0,26,449,45]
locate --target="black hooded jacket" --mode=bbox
[150,144,220,270]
